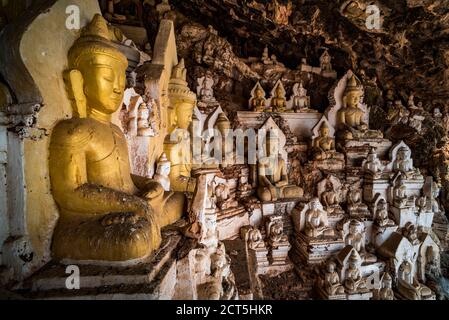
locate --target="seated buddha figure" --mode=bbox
[345,220,377,263]
[324,261,345,296]
[375,198,395,227]
[292,82,310,111]
[344,252,367,293]
[398,261,434,300]
[312,122,344,161]
[270,83,287,112]
[250,83,268,112]
[337,75,383,140]
[393,176,411,208]
[164,59,197,193]
[49,15,184,263]
[257,133,303,201]
[393,146,417,178]
[304,198,335,238]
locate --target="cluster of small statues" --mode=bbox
[249,81,313,113]
[37,11,448,302]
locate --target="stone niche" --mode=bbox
[0,0,102,280]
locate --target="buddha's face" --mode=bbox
[175,103,194,130]
[345,91,361,108]
[256,88,264,98]
[327,262,335,272]
[320,127,329,137]
[275,86,283,97]
[81,54,126,114]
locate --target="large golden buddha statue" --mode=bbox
[257,132,303,201]
[164,59,197,193]
[49,14,183,263]
[337,75,382,140]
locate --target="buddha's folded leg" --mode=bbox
[159,191,186,227]
[257,187,275,202]
[282,185,304,198]
[52,211,161,262]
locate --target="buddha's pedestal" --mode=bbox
[269,240,291,266]
[292,233,345,264]
[261,198,300,216]
[346,291,373,300]
[343,139,392,167]
[236,111,321,139]
[390,205,432,228]
[20,231,182,299]
[249,246,270,275]
[363,176,390,203]
[316,286,347,300]
[308,158,345,172]
[217,207,249,240]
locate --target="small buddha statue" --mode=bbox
[375,198,395,227]
[164,59,197,193]
[344,253,367,293]
[257,133,303,201]
[312,122,344,161]
[378,273,395,300]
[261,46,272,65]
[266,216,287,246]
[153,153,171,191]
[247,227,264,250]
[393,146,414,176]
[250,83,268,112]
[197,74,216,103]
[270,83,287,112]
[320,49,333,72]
[362,147,384,177]
[337,75,383,140]
[137,102,153,136]
[49,15,184,263]
[345,220,377,263]
[304,198,335,238]
[398,261,433,300]
[324,261,345,296]
[393,176,410,208]
[291,82,310,111]
[321,181,341,212]
[347,187,368,215]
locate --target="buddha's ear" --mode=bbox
[64,69,87,118]
[342,95,347,107]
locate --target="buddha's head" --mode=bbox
[156,153,171,176]
[66,14,127,118]
[168,59,196,130]
[327,261,336,273]
[397,146,411,160]
[377,198,387,211]
[255,85,264,99]
[309,197,322,210]
[343,75,363,109]
[382,273,392,288]
[275,84,284,98]
[349,219,360,234]
[319,122,330,137]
